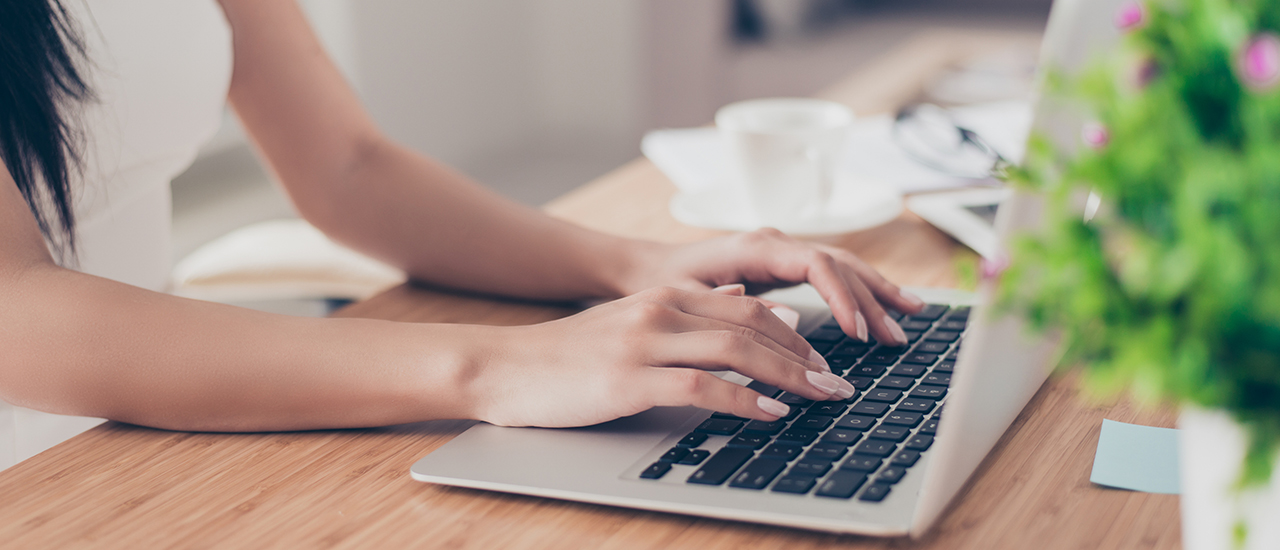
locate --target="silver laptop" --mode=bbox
[411,0,1118,536]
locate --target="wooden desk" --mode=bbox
[0,30,1180,549]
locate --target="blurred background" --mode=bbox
[172,0,1051,314]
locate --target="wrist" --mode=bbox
[600,238,674,298]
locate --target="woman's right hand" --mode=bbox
[466,286,856,428]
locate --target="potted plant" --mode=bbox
[1002,1,1280,548]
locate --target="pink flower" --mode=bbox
[1114,1,1145,32]
[1133,57,1159,89]
[1082,122,1110,149]
[980,253,1010,280]
[1240,33,1280,91]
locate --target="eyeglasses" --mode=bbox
[892,103,1009,180]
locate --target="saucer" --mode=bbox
[669,174,904,235]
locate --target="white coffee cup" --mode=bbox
[715,98,854,228]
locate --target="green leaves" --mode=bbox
[1006,0,1280,489]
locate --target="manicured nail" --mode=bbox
[854,312,869,342]
[712,284,746,296]
[884,315,909,345]
[808,349,830,372]
[757,396,790,417]
[806,370,839,395]
[833,377,856,400]
[770,306,800,330]
[900,288,926,308]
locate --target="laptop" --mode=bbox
[411,0,1120,536]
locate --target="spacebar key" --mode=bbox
[688,447,754,485]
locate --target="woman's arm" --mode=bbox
[217,0,924,344]
[0,159,846,431]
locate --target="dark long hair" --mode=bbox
[0,0,91,258]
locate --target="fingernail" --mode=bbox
[833,377,856,400]
[854,312,869,342]
[757,396,790,417]
[900,288,926,308]
[884,315,909,345]
[770,306,800,330]
[808,349,830,372]
[712,284,746,296]
[806,370,839,395]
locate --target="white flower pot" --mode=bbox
[1179,407,1280,550]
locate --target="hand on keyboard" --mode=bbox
[468,286,856,428]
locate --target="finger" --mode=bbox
[650,331,855,402]
[831,259,909,346]
[711,284,746,296]
[712,285,799,330]
[817,244,925,314]
[662,289,829,370]
[646,369,792,421]
[793,249,871,343]
[662,308,827,372]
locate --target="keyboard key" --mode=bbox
[902,352,940,365]
[806,328,845,343]
[695,419,743,436]
[746,380,781,398]
[760,444,803,461]
[877,376,915,390]
[864,388,902,403]
[916,342,950,354]
[679,449,711,465]
[827,355,858,374]
[811,340,837,355]
[729,458,787,489]
[841,455,883,471]
[809,402,849,416]
[848,401,890,417]
[742,420,787,435]
[882,410,923,427]
[772,474,818,494]
[834,341,873,356]
[835,414,877,431]
[896,398,936,413]
[776,428,819,446]
[777,393,813,407]
[945,350,959,361]
[821,428,864,446]
[854,439,897,457]
[934,361,955,373]
[727,434,770,449]
[790,459,833,477]
[678,432,707,447]
[661,447,690,462]
[820,317,842,329]
[903,331,924,343]
[877,466,908,484]
[805,443,848,461]
[890,363,928,377]
[816,471,868,499]
[847,364,886,377]
[793,414,834,432]
[868,424,910,442]
[910,386,947,400]
[640,461,672,479]
[905,434,935,451]
[946,306,971,319]
[919,418,940,435]
[859,483,893,502]
[687,447,754,485]
[926,330,960,343]
[844,375,874,389]
[711,413,749,422]
[890,449,920,467]
[921,373,951,387]
[900,319,932,331]
[912,304,949,320]
[862,350,903,364]
[939,319,967,331]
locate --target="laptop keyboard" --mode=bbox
[638,304,968,502]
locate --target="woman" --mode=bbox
[0,0,923,469]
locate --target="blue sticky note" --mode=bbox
[1089,419,1180,494]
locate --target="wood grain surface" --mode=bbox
[0,29,1181,549]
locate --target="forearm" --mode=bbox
[295,138,666,301]
[0,264,485,432]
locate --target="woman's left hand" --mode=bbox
[621,228,925,346]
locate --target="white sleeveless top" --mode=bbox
[0,0,232,470]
